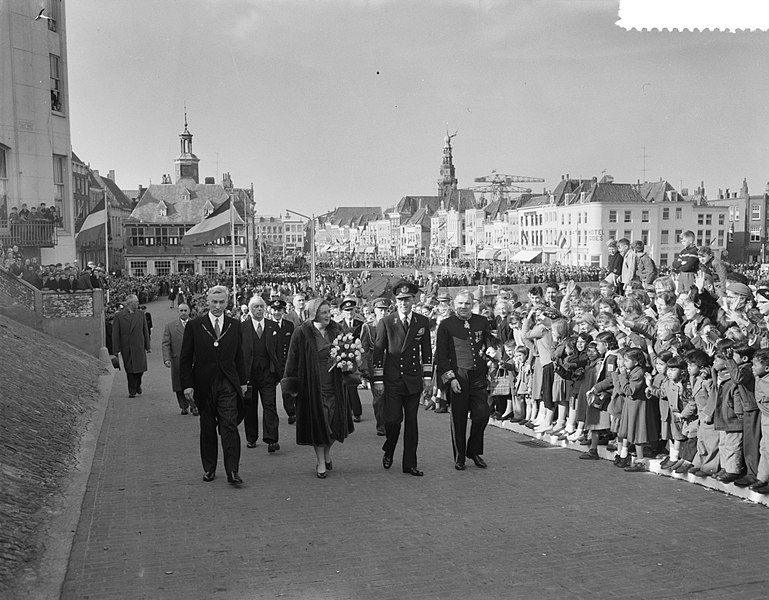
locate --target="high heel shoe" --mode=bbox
[325,461,333,470]
[316,466,327,479]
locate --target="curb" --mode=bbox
[24,369,116,600]
[489,417,769,508]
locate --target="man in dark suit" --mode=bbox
[180,286,247,485]
[339,297,364,422]
[112,294,151,398]
[373,280,433,476]
[241,295,284,453]
[162,303,196,415]
[270,299,296,424]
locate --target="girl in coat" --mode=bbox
[580,331,617,460]
[616,348,659,471]
[564,333,591,443]
[282,298,354,479]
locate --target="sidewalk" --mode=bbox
[59,300,769,600]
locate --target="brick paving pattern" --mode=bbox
[61,301,769,600]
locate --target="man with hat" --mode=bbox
[270,298,297,425]
[361,297,391,436]
[373,280,433,476]
[435,289,495,471]
[339,296,364,422]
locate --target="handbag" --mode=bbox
[490,368,511,396]
[588,390,611,411]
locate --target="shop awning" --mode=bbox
[496,248,512,260]
[364,246,376,254]
[477,248,498,260]
[403,247,416,255]
[511,250,542,263]
[355,245,367,254]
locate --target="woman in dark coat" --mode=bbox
[281,298,354,478]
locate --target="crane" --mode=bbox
[470,172,545,205]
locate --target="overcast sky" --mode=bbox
[66,0,769,215]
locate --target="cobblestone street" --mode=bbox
[61,301,769,600]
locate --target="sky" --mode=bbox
[66,0,769,215]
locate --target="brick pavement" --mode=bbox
[61,300,769,600]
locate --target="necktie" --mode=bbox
[402,316,409,331]
[257,321,263,338]
[214,318,220,337]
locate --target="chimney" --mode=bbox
[592,176,597,184]
[566,173,570,180]
[108,169,115,181]
[93,169,99,177]
[204,176,215,184]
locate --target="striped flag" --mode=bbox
[75,199,108,245]
[181,198,243,247]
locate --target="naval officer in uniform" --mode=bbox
[372,280,433,476]
[435,289,495,470]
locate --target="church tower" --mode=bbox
[436,131,458,198]
[174,110,200,184]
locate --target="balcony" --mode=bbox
[0,221,58,248]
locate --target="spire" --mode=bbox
[175,105,200,183]
[436,129,458,198]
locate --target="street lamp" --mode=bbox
[285,209,316,290]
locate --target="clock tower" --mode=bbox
[174,110,200,184]
[436,131,458,198]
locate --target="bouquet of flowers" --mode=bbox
[329,332,363,373]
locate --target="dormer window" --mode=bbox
[202,200,214,218]
[181,189,191,202]
[157,201,167,218]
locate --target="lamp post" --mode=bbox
[285,209,316,290]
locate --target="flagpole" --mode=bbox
[104,188,110,304]
[231,199,237,308]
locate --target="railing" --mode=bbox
[0,220,58,247]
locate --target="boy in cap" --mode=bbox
[271,298,296,424]
[373,281,432,475]
[361,297,391,436]
[339,297,364,422]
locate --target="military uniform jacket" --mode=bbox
[372,311,432,395]
[435,314,494,386]
[273,318,295,368]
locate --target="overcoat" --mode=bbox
[281,319,354,446]
[161,318,186,391]
[179,314,247,420]
[112,308,150,373]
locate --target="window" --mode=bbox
[696,230,703,246]
[729,207,734,222]
[154,260,171,276]
[225,260,236,273]
[729,230,733,243]
[706,214,712,225]
[675,207,682,219]
[718,230,725,247]
[47,0,59,32]
[561,214,564,225]
[750,226,761,242]
[641,230,649,245]
[719,214,725,226]
[697,214,704,225]
[568,213,572,225]
[735,207,740,221]
[660,253,668,267]
[662,207,670,220]
[661,230,669,244]
[623,230,632,240]
[624,210,632,223]
[590,255,600,267]
[608,230,617,241]
[201,259,218,275]
[577,230,581,246]
[608,210,617,223]
[641,210,649,223]
[752,204,761,221]
[578,213,581,224]
[675,229,682,243]
[52,154,66,225]
[50,55,62,112]
[130,261,147,277]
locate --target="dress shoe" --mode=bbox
[692,469,710,478]
[454,461,466,470]
[202,470,216,482]
[749,480,768,491]
[710,469,726,479]
[192,408,199,416]
[674,461,692,474]
[247,441,257,449]
[128,394,136,398]
[227,472,243,485]
[325,461,333,470]
[181,409,189,415]
[490,411,501,420]
[268,443,280,453]
[687,467,701,476]
[754,484,769,494]
[316,467,327,479]
[136,386,142,395]
[716,472,741,484]
[659,457,677,470]
[578,436,590,446]
[614,456,631,468]
[353,415,362,423]
[288,415,296,425]
[624,461,647,472]
[403,467,424,476]
[579,449,599,460]
[467,454,487,468]
[382,453,393,469]
[606,442,618,452]
[733,474,758,488]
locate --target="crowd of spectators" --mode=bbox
[4,202,63,228]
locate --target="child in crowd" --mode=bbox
[580,331,617,460]
[750,349,769,493]
[681,349,718,477]
[564,333,591,442]
[616,347,657,471]
[657,355,690,471]
[731,343,759,487]
[712,340,744,484]
[550,320,574,434]
[514,345,532,424]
